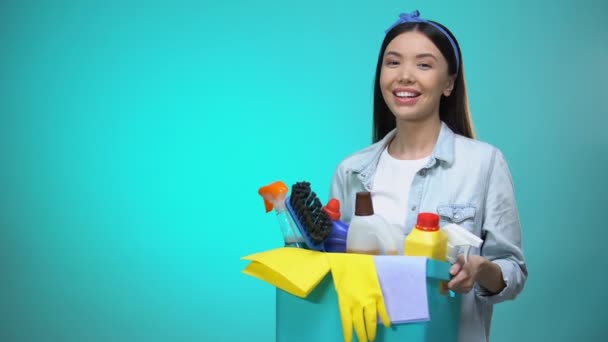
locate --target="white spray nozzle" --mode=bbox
[442,223,483,264]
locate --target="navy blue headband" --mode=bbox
[385,10,460,75]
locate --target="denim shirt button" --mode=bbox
[411,206,417,211]
[419,169,427,176]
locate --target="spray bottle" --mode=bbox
[258,181,306,248]
[442,223,483,263]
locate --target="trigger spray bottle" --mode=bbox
[442,223,483,263]
[258,181,306,248]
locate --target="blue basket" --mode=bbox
[276,258,461,342]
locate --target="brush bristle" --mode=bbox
[289,181,333,245]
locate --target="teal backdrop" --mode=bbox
[1,0,606,341]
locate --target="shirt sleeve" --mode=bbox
[475,148,528,305]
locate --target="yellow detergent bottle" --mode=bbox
[404,212,448,261]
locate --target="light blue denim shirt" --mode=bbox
[329,122,527,342]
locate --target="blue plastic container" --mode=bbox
[276,258,461,342]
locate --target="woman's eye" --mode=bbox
[418,63,432,69]
[385,60,400,66]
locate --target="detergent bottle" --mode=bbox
[346,192,400,255]
[321,199,350,253]
[404,212,448,261]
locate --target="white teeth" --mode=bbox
[395,91,418,98]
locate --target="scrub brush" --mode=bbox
[285,181,333,251]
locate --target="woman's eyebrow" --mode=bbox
[384,51,402,58]
[416,53,438,61]
[384,51,438,61]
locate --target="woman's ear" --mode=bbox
[443,76,456,96]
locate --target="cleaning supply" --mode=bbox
[404,213,448,261]
[373,256,430,324]
[442,223,483,263]
[242,247,330,298]
[258,181,306,248]
[285,181,333,251]
[322,198,350,253]
[325,253,391,342]
[346,192,400,255]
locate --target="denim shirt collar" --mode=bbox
[349,121,456,190]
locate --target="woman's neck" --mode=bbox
[388,116,441,160]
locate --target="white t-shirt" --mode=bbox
[372,147,430,234]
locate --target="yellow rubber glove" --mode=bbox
[326,253,391,342]
[242,247,330,298]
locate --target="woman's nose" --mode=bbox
[398,66,415,84]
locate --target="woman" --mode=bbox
[329,10,527,342]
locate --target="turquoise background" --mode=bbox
[1,0,606,341]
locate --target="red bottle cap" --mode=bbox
[323,198,341,221]
[416,213,440,231]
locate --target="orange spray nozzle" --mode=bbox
[258,181,289,213]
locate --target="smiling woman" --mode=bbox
[329,10,527,342]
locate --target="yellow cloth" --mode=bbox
[242,247,330,298]
[326,253,391,342]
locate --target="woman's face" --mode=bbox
[379,31,455,123]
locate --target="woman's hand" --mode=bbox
[447,255,485,293]
[448,255,506,294]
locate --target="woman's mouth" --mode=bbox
[393,90,420,105]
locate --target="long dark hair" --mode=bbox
[372,21,475,142]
